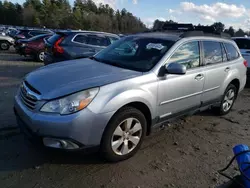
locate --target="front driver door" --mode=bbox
[157,41,205,119]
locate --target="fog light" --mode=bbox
[43,138,79,149]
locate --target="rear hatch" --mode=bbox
[45,32,69,53]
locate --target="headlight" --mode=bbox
[40,88,99,115]
[21,43,26,47]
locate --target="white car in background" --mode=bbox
[233,37,250,76]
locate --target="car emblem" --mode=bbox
[21,83,38,100]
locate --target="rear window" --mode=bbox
[224,43,239,61]
[47,34,62,44]
[234,39,250,50]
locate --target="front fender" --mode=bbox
[105,89,155,116]
[88,85,157,120]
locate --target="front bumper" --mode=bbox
[14,95,115,150]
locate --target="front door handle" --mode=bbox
[225,67,231,72]
[195,74,204,81]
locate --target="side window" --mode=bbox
[221,43,228,62]
[168,41,200,69]
[224,43,239,61]
[109,36,119,44]
[73,35,87,44]
[87,35,110,46]
[203,41,223,65]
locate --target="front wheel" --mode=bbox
[216,84,237,115]
[101,107,147,162]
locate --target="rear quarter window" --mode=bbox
[224,43,240,61]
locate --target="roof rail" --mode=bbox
[158,23,231,39]
[162,23,194,31]
[194,26,216,33]
[180,31,231,39]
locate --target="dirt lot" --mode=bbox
[0,49,250,188]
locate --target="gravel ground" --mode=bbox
[0,49,250,188]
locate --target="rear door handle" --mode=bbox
[225,67,231,72]
[195,74,204,81]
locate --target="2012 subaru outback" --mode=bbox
[14,31,247,162]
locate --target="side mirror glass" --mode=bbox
[165,62,186,75]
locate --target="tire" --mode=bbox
[101,107,147,162]
[0,41,10,50]
[36,51,45,62]
[215,84,237,115]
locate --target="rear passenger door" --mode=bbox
[201,41,234,105]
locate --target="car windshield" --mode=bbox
[94,36,174,72]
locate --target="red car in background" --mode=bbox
[15,34,52,62]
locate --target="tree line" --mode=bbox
[153,19,250,37]
[0,0,146,33]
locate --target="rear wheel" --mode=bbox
[215,84,237,115]
[36,51,45,62]
[0,41,10,50]
[101,107,147,162]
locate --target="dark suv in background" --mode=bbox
[44,31,119,65]
[14,29,53,40]
[232,37,250,76]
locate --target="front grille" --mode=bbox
[19,82,39,110]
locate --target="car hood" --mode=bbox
[25,58,142,99]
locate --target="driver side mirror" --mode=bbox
[158,62,186,77]
[165,62,186,75]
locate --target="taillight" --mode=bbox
[244,60,248,67]
[53,37,64,54]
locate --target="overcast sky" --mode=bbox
[11,0,250,30]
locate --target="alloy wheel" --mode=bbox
[222,89,235,112]
[111,118,142,156]
[39,52,45,61]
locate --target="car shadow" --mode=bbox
[0,131,105,172]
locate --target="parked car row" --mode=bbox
[232,37,250,75]
[1,27,120,64]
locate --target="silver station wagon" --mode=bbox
[14,27,247,162]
